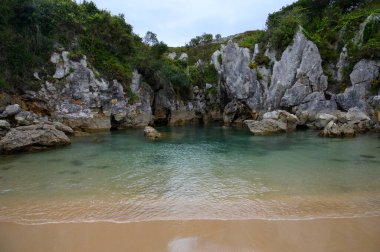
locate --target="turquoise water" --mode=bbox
[0,126,380,223]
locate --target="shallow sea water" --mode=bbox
[0,126,379,223]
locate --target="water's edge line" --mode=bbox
[2,214,380,226]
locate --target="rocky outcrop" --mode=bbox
[318,107,373,137]
[144,126,161,139]
[336,60,379,112]
[0,123,71,153]
[213,30,331,126]
[38,52,159,131]
[219,42,258,101]
[267,31,328,110]
[320,121,355,137]
[244,110,298,135]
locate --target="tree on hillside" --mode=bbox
[143,31,158,46]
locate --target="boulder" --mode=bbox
[168,52,177,59]
[245,110,298,135]
[0,104,21,118]
[320,121,355,137]
[144,126,161,139]
[178,53,188,61]
[262,110,299,131]
[52,122,74,135]
[245,119,288,135]
[0,124,71,153]
[346,107,371,122]
[15,111,40,126]
[313,113,337,129]
[0,120,11,138]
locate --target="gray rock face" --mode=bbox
[280,83,311,107]
[266,31,327,109]
[120,71,154,128]
[336,84,368,112]
[223,101,238,125]
[337,60,379,113]
[219,42,258,100]
[0,104,21,118]
[38,52,158,131]
[0,123,71,153]
[350,60,379,87]
[296,92,337,114]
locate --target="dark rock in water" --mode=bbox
[70,160,84,166]
[330,158,348,162]
[0,123,71,153]
[1,165,14,170]
[359,154,376,159]
[95,165,110,170]
[47,158,63,162]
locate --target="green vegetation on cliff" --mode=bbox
[1,0,379,96]
[0,0,189,99]
[262,0,380,82]
[0,0,141,90]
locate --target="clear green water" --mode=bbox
[0,126,380,223]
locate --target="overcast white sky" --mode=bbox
[89,0,296,46]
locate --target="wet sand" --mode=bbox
[1,217,380,252]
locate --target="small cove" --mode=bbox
[0,126,379,224]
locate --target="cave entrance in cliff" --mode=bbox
[110,115,122,131]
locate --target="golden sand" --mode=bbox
[1,217,379,252]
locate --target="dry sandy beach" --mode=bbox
[1,217,380,252]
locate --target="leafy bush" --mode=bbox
[235,30,265,49]
[254,54,271,67]
[248,61,257,69]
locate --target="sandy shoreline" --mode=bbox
[0,217,379,252]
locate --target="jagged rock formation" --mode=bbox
[1,22,379,148]
[336,60,380,113]
[268,31,328,110]
[210,28,379,136]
